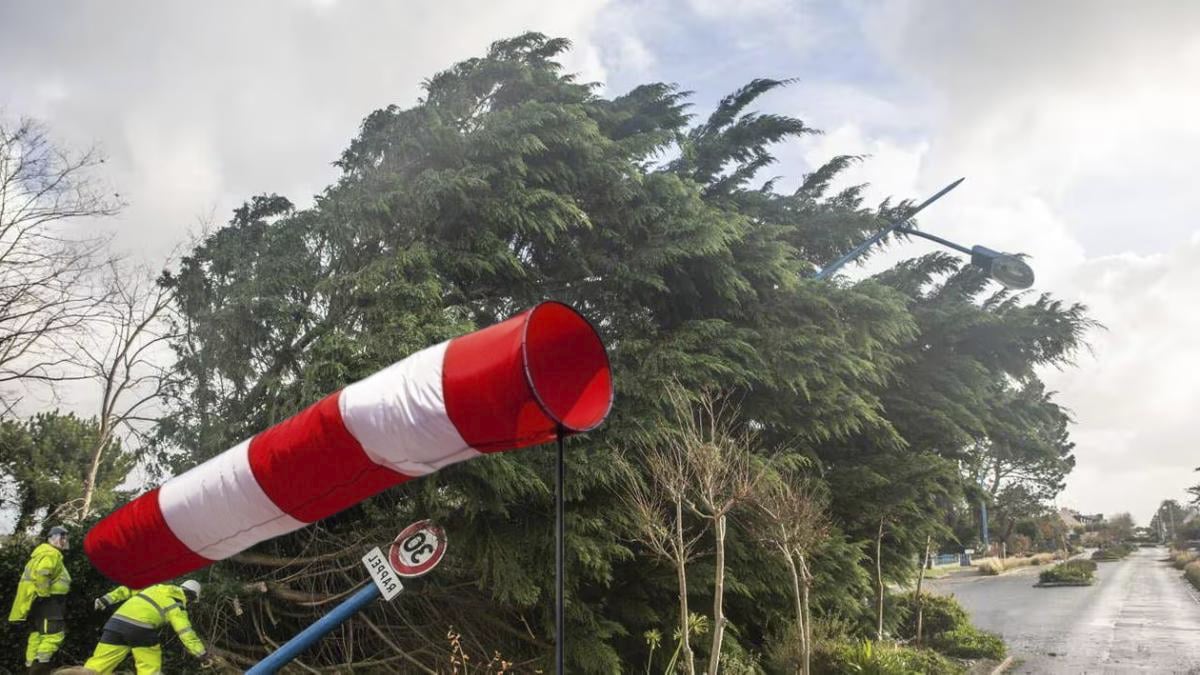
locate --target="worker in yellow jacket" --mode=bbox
[7,525,72,674]
[83,580,214,674]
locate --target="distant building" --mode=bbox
[1057,507,1082,530]
[1058,508,1104,528]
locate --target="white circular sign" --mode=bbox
[388,520,447,577]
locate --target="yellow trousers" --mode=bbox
[24,628,65,664]
[83,641,163,675]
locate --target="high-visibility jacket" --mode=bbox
[8,543,70,622]
[101,584,206,657]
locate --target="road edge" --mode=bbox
[989,655,1015,674]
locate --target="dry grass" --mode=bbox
[976,552,1057,576]
[1170,549,1198,570]
[1185,561,1200,591]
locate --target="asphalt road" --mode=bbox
[928,547,1200,673]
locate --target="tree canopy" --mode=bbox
[80,33,1094,672]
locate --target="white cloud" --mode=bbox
[852,1,1200,521]
[0,1,614,259]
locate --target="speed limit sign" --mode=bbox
[388,520,447,577]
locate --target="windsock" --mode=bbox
[85,301,612,588]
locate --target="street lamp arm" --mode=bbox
[814,177,964,280]
[892,225,973,256]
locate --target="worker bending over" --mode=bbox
[84,580,214,674]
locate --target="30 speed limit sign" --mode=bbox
[388,520,447,577]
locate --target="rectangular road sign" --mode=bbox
[362,546,403,601]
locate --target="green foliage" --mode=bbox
[0,412,134,533]
[893,592,969,640]
[136,32,1092,671]
[891,592,1003,662]
[930,627,1006,660]
[812,639,965,675]
[1039,559,1096,584]
[1091,543,1134,561]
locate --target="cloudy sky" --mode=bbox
[1,1,1196,523]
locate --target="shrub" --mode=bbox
[1091,544,1133,562]
[1039,559,1096,585]
[931,627,1006,660]
[893,592,970,640]
[812,639,966,675]
[1170,550,1198,570]
[1009,534,1033,556]
[1185,561,1200,591]
[976,559,1003,575]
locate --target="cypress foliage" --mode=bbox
[145,33,1092,672]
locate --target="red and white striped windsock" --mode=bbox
[85,301,612,588]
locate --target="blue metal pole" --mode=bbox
[247,583,381,675]
[980,498,990,552]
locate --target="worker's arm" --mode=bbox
[95,585,134,610]
[30,553,56,598]
[165,603,207,657]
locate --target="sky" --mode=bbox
[1,0,1196,524]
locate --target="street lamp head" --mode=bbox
[970,246,1035,290]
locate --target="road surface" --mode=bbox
[928,547,1200,673]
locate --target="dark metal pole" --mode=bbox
[815,177,964,280]
[555,426,566,675]
[893,225,973,256]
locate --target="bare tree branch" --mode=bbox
[0,117,122,410]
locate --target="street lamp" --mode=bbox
[814,178,1035,290]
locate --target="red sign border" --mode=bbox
[388,520,447,578]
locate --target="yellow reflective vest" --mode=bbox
[8,543,70,622]
[105,584,206,657]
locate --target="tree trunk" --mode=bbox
[674,496,695,675]
[783,548,805,673]
[798,553,814,675]
[79,428,113,519]
[915,535,931,647]
[707,514,728,675]
[875,518,886,641]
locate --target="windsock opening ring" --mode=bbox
[522,301,613,433]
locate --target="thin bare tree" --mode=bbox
[681,393,770,675]
[0,117,120,410]
[619,415,704,675]
[71,262,177,519]
[756,477,829,675]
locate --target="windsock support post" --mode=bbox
[555,425,566,675]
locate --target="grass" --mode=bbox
[813,639,967,675]
[1185,561,1200,591]
[1038,559,1097,586]
[976,552,1056,576]
[1169,549,1198,570]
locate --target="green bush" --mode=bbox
[812,639,965,675]
[1039,559,1096,585]
[893,592,969,640]
[931,627,1006,660]
[1092,542,1135,561]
